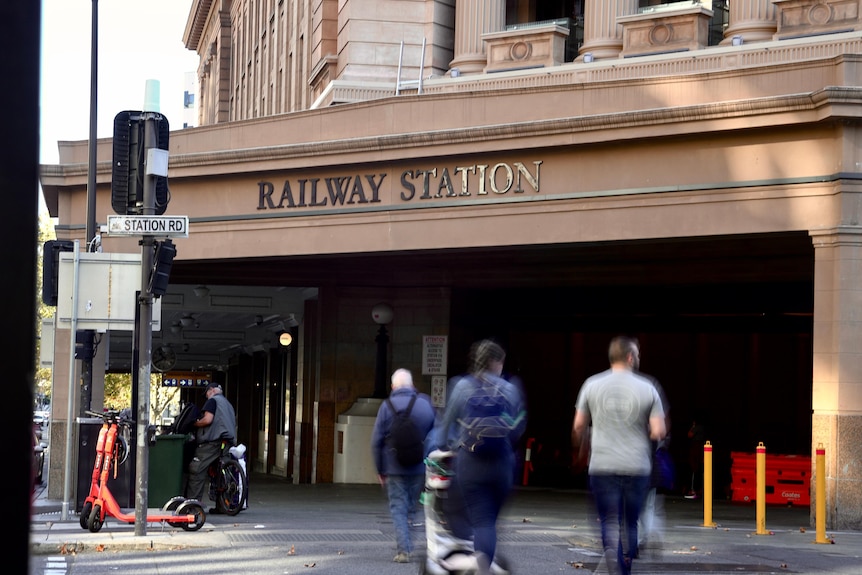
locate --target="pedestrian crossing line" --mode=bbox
[42,555,67,575]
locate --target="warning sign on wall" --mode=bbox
[422,335,448,375]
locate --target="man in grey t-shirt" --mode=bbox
[573,336,666,575]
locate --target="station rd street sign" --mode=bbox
[107,215,189,237]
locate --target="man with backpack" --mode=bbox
[371,368,436,563]
[431,340,527,575]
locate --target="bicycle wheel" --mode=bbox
[214,459,247,516]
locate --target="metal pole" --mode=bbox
[86,0,98,245]
[755,442,768,535]
[814,444,830,543]
[134,83,161,535]
[373,325,389,398]
[80,0,99,417]
[702,441,716,527]
[396,41,404,95]
[61,241,81,521]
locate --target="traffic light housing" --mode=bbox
[74,330,94,360]
[111,110,170,215]
[149,239,177,297]
[42,239,75,306]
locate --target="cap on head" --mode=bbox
[206,382,222,392]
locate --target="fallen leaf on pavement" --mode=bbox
[690,546,698,551]
[288,544,296,555]
[522,517,532,523]
[337,550,345,555]
[799,527,806,533]
[566,561,586,568]
[95,544,105,552]
[780,563,788,568]
[303,562,316,567]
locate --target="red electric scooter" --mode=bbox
[80,410,206,533]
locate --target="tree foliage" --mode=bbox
[103,373,180,424]
[34,212,55,408]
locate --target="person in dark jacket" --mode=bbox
[371,368,436,563]
[186,382,237,505]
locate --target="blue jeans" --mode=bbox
[589,474,650,575]
[453,449,515,563]
[387,474,425,554]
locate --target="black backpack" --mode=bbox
[171,403,201,435]
[385,394,425,467]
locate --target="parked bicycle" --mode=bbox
[207,440,248,515]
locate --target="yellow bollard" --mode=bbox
[755,441,769,535]
[702,441,716,527]
[814,443,830,544]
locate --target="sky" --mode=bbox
[40,0,199,167]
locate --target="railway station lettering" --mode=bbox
[257,160,542,210]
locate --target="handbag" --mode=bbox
[652,446,675,491]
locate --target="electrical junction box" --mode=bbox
[55,252,161,332]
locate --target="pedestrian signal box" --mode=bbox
[111,110,170,216]
[42,239,75,306]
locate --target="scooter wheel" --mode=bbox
[162,496,186,513]
[87,504,103,533]
[79,501,92,530]
[175,500,206,531]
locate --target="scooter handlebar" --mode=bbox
[85,409,135,425]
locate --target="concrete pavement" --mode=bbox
[30,475,862,574]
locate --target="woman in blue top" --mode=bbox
[432,340,526,575]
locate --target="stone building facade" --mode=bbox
[41,0,862,528]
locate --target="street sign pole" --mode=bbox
[134,81,162,536]
[80,0,99,421]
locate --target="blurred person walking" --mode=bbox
[431,340,527,574]
[573,336,666,575]
[637,372,672,551]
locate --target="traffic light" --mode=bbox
[111,110,170,215]
[42,239,75,306]
[149,239,177,297]
[74,330,94,360]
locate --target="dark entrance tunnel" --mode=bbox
[171,231,815,492]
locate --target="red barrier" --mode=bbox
[730,451,810,506]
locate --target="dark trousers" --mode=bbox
[452,449,514,564]
[589,473,650,575]
[185,441,223,501]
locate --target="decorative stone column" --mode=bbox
[449,0,505,75]
[579,0,639,61]
[810,226,862,530]
[720,0,777,44]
